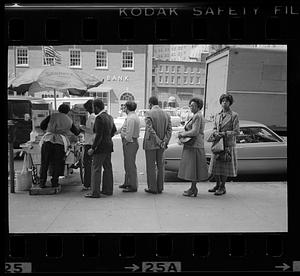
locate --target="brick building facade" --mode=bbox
[7,45,152,118]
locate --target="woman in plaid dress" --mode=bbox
[208,94,240,196]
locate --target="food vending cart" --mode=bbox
[20,100,78,193]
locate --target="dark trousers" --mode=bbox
[83,144,92,188]
[91,152,113,196]
[122,138,139,190]
[40,141,65,187]
[145,148,165,193]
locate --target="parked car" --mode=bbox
[162,109,182,127]
[165,120,287,175]
[137,109,181,128]
[178,106,193,124]
[114,116,127,131]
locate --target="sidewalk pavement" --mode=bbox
[8,172,287,233]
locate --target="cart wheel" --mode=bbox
[79,159,84,185]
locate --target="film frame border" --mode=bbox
[4,1,299,273]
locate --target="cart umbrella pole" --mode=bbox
[54,88,57,110]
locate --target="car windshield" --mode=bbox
[237,127,282,143]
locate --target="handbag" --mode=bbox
[217,148,232,162]
[211,137,224,153]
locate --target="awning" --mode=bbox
[87,86,113,93]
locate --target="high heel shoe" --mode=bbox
[183,187,198,197]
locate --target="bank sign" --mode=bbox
[106,75,129,82]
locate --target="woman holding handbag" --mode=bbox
[177,97,209,197]
[208,94,240,196]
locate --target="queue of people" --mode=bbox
[38,94,239,198]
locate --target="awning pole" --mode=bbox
[54,89,57,110]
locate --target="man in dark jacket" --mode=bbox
[85,99,117,198]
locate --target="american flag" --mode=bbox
[43,46,62,64]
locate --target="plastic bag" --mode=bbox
[16,154,32,191]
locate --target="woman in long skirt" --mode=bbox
[177,97,208,197]
[208,94,240,196]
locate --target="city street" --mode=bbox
[8,134,287,234]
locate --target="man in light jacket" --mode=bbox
[143,96,172,194]
[118,101,140,192]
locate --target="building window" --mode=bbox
[177,66,181,73]
[171,76,175,84]
[177,76,181,84]
[190,76,194,84]
[196,77,201,84]
[69,49,81,67]
[171,66,175,73]
[43,55,54,66]
[159,76,163,83]
[165,65,169,72]
[96,50,108,69]
[191,67,194,73]
[184,76,188,84]
[122,50,134,70]
[159,65,163,72]
[197,67,201,73]
[120,92,134,101]
[89,92,109,106]
[16,47,29,66]
[184,66,188,73]
[152,76,156,83]
[165,76,169,83]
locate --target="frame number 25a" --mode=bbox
[142,262,181,272]
[5,263,32,273]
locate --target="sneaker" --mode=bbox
[122,187,137,192]
[85,193,100,198]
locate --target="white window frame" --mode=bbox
[190,76,194,84]
[43,56,55,66]
[122,50,134,70]
[165,65,169,72]
[184,76,188,84]
[165,76,169,83]
[177,76,181,85]
[177,66,181,73]
[159,65,163,72]
[16,47,29,67]
[69,49,82,68]
[184,66,188,73]
[171,76,175,84]
[95,49,108,69]
[159,76,163,83]
[196,76,201,84]
[171,66,175,73]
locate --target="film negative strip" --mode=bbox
[4,0,299,273]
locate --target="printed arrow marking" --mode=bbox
[125,264,139,271]
[275,263,290,271]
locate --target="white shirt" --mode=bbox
[120,111,140,142]
[84,113,96,145]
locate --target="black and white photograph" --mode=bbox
[7,44,287,233]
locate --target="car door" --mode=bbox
[236,126,287,175]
